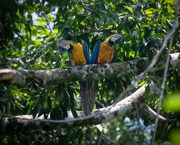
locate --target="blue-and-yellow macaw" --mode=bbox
[91,34,123,64]
[59,40,96,116]
[89,34,123,112]
[59,40,90,65]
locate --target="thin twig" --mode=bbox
[79,2,93,12]
[72,27,118,36]
[97,127,104,145]
[95,99,105,108]
[23,38,61,69]
[151,32,174,144]
[135,103,140,123]
[6,56,25,62]
[151,0,180,143]
[141,105,167,121]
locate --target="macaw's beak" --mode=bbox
[58,46,63,52]
[58,46,65,52]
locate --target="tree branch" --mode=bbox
[152,30,175,143]
[0,58,148,86]
[1,54,179,87]
[72,27,118,35]
[151,0,180,143]
[0,84,168,131]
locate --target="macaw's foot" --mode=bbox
[99,63,107,67]
[95,63,104,68]
[96,63,103,67]
[97,62,103,65]
[82,63,87,66]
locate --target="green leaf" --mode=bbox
[145,85,150,97]
[47,96,51,109]
[124,6,134,14]
[104,17,110,25]
[170,129,180,145]
[131,31,138,38]
[111,18,117,25]
[163,92,180,112]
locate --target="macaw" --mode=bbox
[89,34,123,113]
[91,34,123,64]
[59,40,96,116]
[59,40,90,65]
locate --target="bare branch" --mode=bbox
[97,126,104,145]
[0,84,146,130]
[95,100,106,108]
[1,54,179,87]
[143,105,167,121]
[0,84,168,131]
[151,0,180,143]
[0,58,148,87]
[152,29,175,143]
[72,27,118,36]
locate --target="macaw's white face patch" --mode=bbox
[110,34,122,43]
[59,41,72,50]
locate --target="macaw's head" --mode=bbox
[107,34,123,46]
[59,41,73,52]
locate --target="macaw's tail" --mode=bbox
[80,81,98,116]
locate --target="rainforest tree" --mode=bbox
[0,0,179,144]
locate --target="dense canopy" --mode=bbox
[0,0,179,144]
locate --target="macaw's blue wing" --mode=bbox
[91,41,101,64]
[82,40,91,64]
[80,81,98,116]
[80,40,99,116]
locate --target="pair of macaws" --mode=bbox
[59,34,123,116]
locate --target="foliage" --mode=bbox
[0,0,179,144]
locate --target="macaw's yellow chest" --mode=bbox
[98,43,115,63]
[70,43,86,66]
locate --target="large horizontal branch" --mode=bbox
[0,84,168,131]
[0,58,147,86]
[0,53,179,87]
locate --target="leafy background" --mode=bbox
[0,0,179,144]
